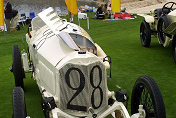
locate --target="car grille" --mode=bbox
[59,61,108,116]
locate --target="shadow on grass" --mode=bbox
[23,76,44,118]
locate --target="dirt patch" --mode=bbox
[121,0,174,13]
[92,0,168,13]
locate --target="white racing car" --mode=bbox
[11,7,166,118]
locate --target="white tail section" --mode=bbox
[38,7,63,34]
[38,7,78,50]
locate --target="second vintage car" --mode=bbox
[140,2,176,63]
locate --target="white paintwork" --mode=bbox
[24,7,144,118]
[22,51,30,72]
[138,105,146,118]
[49,102,143,118]
[168,9,176,16]
[95,43,110,69]
[138,14,154,23]
[131,114,140,118]
[144,15,154,23]
[98,102,130,118]
[38,7,63,32]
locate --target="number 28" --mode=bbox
[65,65,103,112]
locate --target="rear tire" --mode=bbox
[12,87,27,118]
[131,76,166,118]
[140,21,151,47]
[12,45,25,89]
[157,15,170,45]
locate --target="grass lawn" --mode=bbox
[0,13,176,118]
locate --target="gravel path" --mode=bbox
[122,0,176,14]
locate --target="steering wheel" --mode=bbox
[162,2,176,15]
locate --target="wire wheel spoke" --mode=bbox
[162,23,166,39]
[141,26,147,43]
[158,17,169,45]
[131,76,166,118]
[140,87,155,117]
[140,21,151,47]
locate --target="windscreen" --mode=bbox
[69,33,97,55]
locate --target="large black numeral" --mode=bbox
[90,65,103,109]
[65,67,87,111]
[65,65,103,111]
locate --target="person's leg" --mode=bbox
[69,11,71,22]
[11,14,19,30]
[5,19,11,32]
[69,11,74,22]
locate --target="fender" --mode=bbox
[138,14,154,23]
[144,15,155,23]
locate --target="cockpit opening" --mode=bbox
[69,33,97,55]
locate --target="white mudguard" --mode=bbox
[138,14,154,23]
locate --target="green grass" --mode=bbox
[1,14,176,118]
[0,28,44,118]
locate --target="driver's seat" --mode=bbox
[154,8,170,19]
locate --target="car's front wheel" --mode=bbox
[140,21,151,47]
[131,76,166,118]
[158,15,170,45]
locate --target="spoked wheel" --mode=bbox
[172,35,176,63]
[158,16,170,45]
[140,21,151,47]
[12,87,27,118]
[12,45,25,89]
[131,76,166,118]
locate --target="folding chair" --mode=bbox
[29,12,35,19]
[19,13,26,26]
[78,13,89,30]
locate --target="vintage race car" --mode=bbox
[140,2,176,62]
[11,7,166,118]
